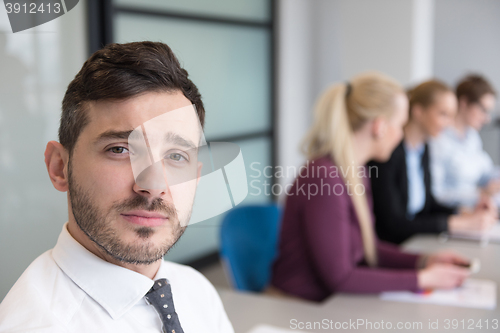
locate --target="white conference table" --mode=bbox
[218,235,500,333]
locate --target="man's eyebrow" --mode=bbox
[164,132,197,149]
[94,129,199,149]
[94,130,134,144]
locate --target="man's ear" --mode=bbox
[372,117,387,139]
[44,141,69,192]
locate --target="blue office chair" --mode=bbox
[220,204,282,292]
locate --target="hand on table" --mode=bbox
[417,264,470,290]
[448,210,496,233]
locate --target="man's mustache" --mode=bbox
[113,195,177,218]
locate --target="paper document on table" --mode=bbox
[247,324,309,333]
[446,223,500,243]
[380,279,496,310]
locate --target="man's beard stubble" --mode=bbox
[67,159,186,265]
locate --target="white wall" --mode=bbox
[311,0,435,92]
[276,0,316,198]
[336,0,414,84]
[433,0,500,164]
[0,1,87,301]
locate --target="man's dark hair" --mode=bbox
[59,41,204,155]
[456,74,496,104]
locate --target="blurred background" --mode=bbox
[1,0,499,301]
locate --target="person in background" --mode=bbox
[369,80,497,246]
[430,75,498,208]
[270,72,471,303]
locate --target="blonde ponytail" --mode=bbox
[302,72,404,267]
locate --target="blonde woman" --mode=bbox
[270,72,470,302]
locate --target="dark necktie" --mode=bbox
[145,278,184,333]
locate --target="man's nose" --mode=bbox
[133,161,171,198]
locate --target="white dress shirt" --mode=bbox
[430,127,494,208]
[0,223,234,333]
[405,143,426,219]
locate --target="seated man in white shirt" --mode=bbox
[430,74,498,209]
[0,41,234,333]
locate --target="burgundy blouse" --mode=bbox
[271,156,419,302]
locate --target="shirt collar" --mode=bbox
[52,223,156,320]
[404,142,425,156]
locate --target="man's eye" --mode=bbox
[109,147,129,154]
[167,153,186,162]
